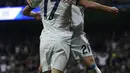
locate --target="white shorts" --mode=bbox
[71,34,93,60]
[40,39,70,72]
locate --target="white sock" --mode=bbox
[87,64,101,73]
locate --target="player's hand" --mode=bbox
[38,65,42,73]
[34,12,41,20]
[108,7,119,13]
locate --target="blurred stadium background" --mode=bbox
[0,0,130,73]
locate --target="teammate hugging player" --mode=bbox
[70,1,118,73]
[22,0,118,73]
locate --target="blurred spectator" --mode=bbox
[96,52,109,67]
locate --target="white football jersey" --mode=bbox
[71,5,85,38]
[29,0,77,44]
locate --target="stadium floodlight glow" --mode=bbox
[0,7,22,20]
[0,6,40,21]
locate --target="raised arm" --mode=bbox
[78,0,118,13]
[22,0,41,20]
[22,5,35,17]
[22,5,41,20]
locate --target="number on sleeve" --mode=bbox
[82,45,91,54]
[82,45,87,54]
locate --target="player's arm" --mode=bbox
[22,5,36,17]
[77,0,118,13]
[38,65,42,73]
[22,5,41,20]
[22,0,41,19]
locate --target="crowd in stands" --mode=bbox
[0,36,39,73]
[0,31,129,73]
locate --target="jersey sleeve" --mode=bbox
[27,0,42,8]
